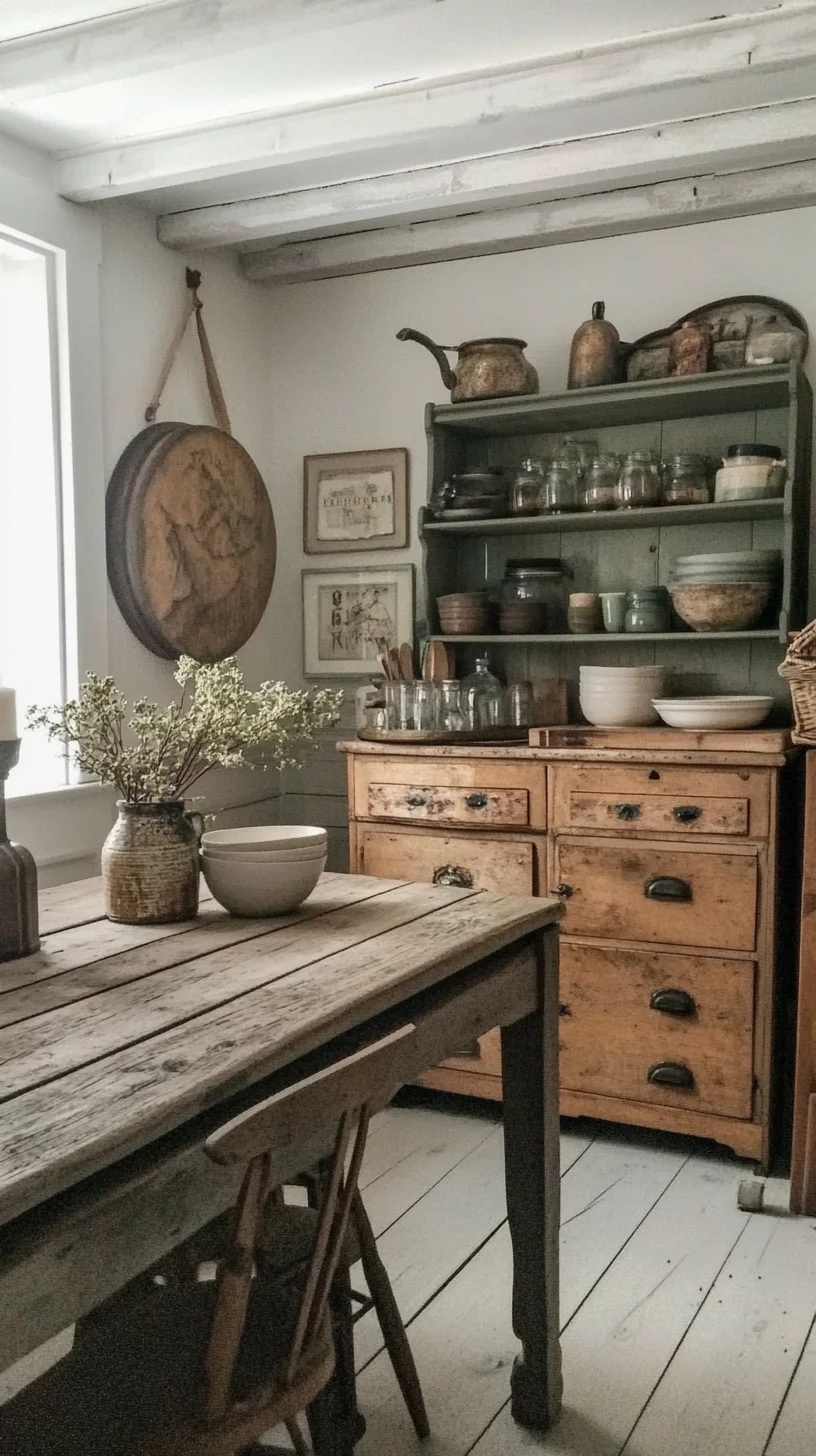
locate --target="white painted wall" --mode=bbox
[267,203,816,862]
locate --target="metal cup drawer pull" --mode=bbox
[649,987,696,1017]
[465,792,489,810]
[555,883,574,899]
[672,804,702,823]
[647,1061,695,1090]
[615,802,641,821]
[405,792,427,809]
[433,864,474,888]
[645,875,692,902]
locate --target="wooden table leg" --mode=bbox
[500,927,562,1431]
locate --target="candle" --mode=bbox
[0,687,17,741]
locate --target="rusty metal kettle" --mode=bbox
[397,328,538,402]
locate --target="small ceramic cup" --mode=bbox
[600,591,628,633]
[567,592,602,634]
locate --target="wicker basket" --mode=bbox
[779,620,816,743]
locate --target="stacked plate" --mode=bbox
[669,551,780,632]
[201,825,327,917]
[436,471,509,520]
[579,664,666,727]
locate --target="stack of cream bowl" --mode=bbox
[201,825,327,917]
[579,664,666,727]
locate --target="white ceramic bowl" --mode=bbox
[651,696,774,729]
[202,844,327,865]
[201,825,327,854]
[202,852,326,916]
[579,664,665,676]
[580,697,660,727]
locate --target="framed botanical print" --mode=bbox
[302,565,414,677]
[303,447,409,553]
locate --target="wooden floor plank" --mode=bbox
[622,1208,816,1456]
[354,1126,592,1370]
[354,1136,684,1456]
[764,1305,816,1455]
[0,887,555,1225]
[362,1108,502,1237]
[471,1155,748,1455]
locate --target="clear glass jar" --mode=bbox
[439,680,466,732]
[582,453,619,511]
[510,458,544,516]
[506,681,534,726]
[462,657,504,729]
[412,681,439,731]
[554,435,598,475]
[615,450,661,509]
[355,681,385,731]
[661,453,711,506]
[498,558,569,631]
[541,459,581,514]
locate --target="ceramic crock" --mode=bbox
[101,800,203,924]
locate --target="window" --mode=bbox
[0,230,72,795]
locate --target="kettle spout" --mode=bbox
[397,327,457,391]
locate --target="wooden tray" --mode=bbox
[529,725,793,752]
[357,727,529,745]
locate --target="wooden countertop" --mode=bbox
[339,726,794,768]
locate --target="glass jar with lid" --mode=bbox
[582,453,619,511]
[498,557,569,632]
[614,449,661,509]
[510,458,544,516]
[661,453,711,506]
[541,459,581,514]
[461,657,504,729]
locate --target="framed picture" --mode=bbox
[303,447,409,553]
[302,565,414,677]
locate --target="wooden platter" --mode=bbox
[106,423,276,662]
[357,726,528,745]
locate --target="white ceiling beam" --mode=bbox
[241,157,816,283]
[156,96,816,249]
[58,5,816,202]
[0,0,440,103]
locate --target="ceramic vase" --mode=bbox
[102,801,202,924]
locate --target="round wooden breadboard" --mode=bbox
[106,423,276,662]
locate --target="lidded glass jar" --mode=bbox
[498,557,569,632]
[661,453,711,506]
[615,449,661,509]
[582,453,619,511]
[510,458,544,516]
[462,657,504,729]
[542,459,581,514]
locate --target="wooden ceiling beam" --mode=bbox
[57,5,816,202]
[156,97,816,249]
[240,158,816,283]
[0,0,439,103]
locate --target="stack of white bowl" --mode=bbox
[201,825,327,917]
[579,665,666,727]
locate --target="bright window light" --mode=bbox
[0,232,68,795]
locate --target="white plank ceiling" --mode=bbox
[1,0,816,280]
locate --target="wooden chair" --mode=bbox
[0,1025,417,1456]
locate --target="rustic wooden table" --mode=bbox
[0,871,563,1442]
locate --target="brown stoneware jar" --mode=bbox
[102,800,202,924]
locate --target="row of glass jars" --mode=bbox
[511,446,711,515]
[370,662,532,731]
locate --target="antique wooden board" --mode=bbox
[106,422,276,661]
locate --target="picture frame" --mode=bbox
[302,565,415,677]
[303,447,409,553]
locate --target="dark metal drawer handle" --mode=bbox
[645,875,692,903]
[673,804,701,823]
[555,883,573,899]
[433,864,474,888]
[405,792,427,809]
[650,988,696,1017]
[465,792,489,810]
[616,802,641,821]
[648,1061,695,1090]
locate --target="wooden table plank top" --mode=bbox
[0,874,561,1230]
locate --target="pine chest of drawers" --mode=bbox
[342,733,797,1169]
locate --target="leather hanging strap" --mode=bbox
[144,267,232,435]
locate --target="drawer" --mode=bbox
[367,781,529,828]
[353,755,546,829]
[559,942,754,1118]
[358,826,539,894]
[552,835,758,951]
[550,764,769,837]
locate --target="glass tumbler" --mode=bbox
[395,681,416,730]
[383,681,400,729]
[412,681,438,731]
[439,681,466,732]
[506,681,534,726]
